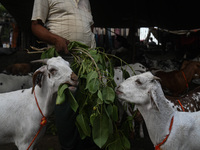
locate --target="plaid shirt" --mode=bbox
[31,0,96,48]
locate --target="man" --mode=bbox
[31,0,96,54]
[31,0,96,149]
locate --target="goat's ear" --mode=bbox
[147,90,160,111]
[32,70,44,94]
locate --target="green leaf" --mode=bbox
[68,41,89,51]
[90,113,97,127]
[56,92,66,105]
[107,133,130,150]
[108,140,123,150]
[57,84,69,96]
[97,90,103,101]
[112,105,118,122]
[106,104,118,122]
[106,105,113,118]
[87,78,100,94]
[56,84,69,105]
[75,121,87,140]
[120,134,131,150]
[56,84,79,112]
[67,89,79,112]
[76,114,91,137]
[102,87,115,104]
[86,71,98,84]
[122,68,130,80]
[89,50,100,63]
[41,47,59,59]
[92,113,109,148]
[97,90,103,104]
[108,60,114,77]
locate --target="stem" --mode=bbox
[99,51,136,75]
[71,48,102,80]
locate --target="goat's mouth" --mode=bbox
[68,86,77,92]
[116,89,123,95]
[65,80,79,92]
[116,86,126,101]
[116,86,123,95]
[67,72,79,92]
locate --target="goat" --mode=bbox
[6,63,32,75]
[114,63,147,87]
[155,61,200,96]
[0,74,32,93]
[166,86,200,112]
[0,56,78,150]
[117,72,200,150]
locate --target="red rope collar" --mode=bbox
[155,116,174,150]
[27,91,47,150]
[177,99,185,112]
[181,71,189,88]
[155,98,185,150]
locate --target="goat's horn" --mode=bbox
[31,59,49,64]
[153,76,161,81]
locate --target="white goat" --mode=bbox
[0,56,78,150]
[0,74,32,93]
[117,72,200,150]
[114,63,147,87]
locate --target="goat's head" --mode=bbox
[116,72,161,110]
[132,63,147,74]
[31,56,78,93]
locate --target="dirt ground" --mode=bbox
[0,134,61,150]
[0,134,154,150]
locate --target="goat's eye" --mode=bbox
[135,79,142,85]
[49,68,57,75]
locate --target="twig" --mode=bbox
[71,48,102,80]
[99,51,136,75]
[26,49,44,54]
[30,46,48,51]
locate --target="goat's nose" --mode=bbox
[117,86,121,90]
[116,86,123,95]
[71,72,78,81]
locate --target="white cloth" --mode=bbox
[31,0,96,48]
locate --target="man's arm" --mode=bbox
[31,20,69,54]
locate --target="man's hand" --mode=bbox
[32,20,70,55]
[55,36,70,54]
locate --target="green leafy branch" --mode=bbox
[41,41,135,150]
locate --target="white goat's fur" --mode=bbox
[117,72,200,150]
[0,56,78,150]
[0,74,32,93]
[114,63,146,87]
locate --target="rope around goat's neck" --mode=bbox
[26,90,47,150]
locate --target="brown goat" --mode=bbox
[155,61,200,96]
[6,63,32,75]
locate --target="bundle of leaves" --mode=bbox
[41,41,135,150]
